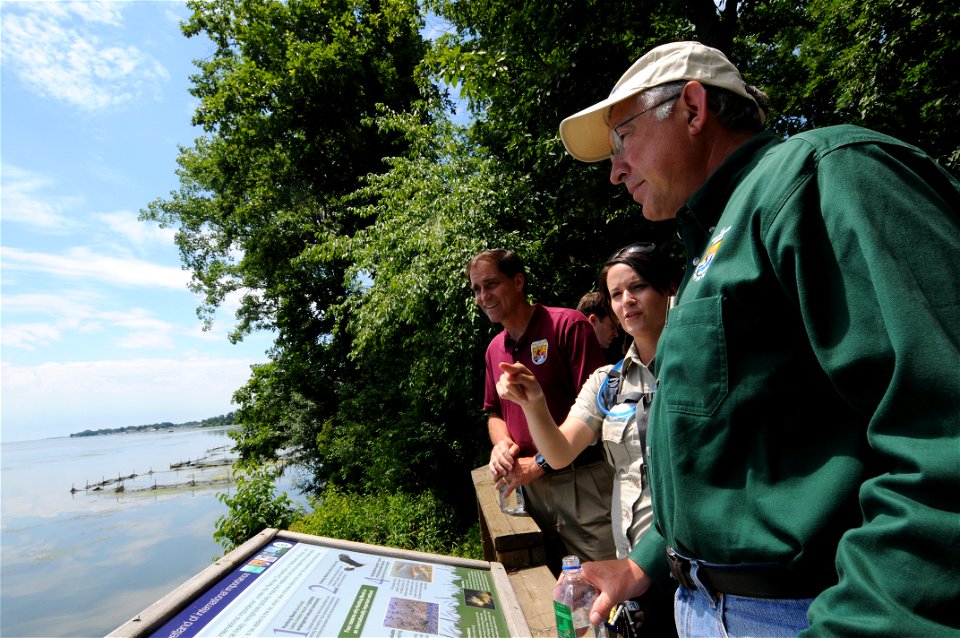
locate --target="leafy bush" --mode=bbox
[289,485,483,560]
[214,466,306,551]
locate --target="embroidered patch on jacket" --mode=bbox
[693,226,731,281]
[531,339,548,365]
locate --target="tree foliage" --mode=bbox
[214,465,305,551]
[290,486,483,559]
[427,0,958,172]
[148,0,957,554]
[141,0,437,487]
[424,0,686,297]
[792,0,959,170]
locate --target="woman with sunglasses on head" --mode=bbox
[497,242,681,637]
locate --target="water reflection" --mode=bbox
[1,428,304,637]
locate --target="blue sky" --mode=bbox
[1,1,277,442]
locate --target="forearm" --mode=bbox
[522,398,583,468]
[487,413,510,446]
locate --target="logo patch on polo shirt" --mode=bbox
[693,225,731,282]
[531,339,548,365]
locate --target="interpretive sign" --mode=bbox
[109,529,530,638]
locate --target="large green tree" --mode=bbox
[142,0,431,470]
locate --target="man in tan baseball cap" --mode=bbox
[560,40,960,638]
[559,41,765,163]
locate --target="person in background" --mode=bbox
[498,243,681,637]
[467,248,617,572]
[577,290,621,363]
[558,40,960,636]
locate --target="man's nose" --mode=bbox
[610,156,628,186]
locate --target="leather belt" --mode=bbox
[666,546,833,599]
[551,445,603,472]
[573,444,604,467]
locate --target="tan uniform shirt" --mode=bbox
[569,343,655,558]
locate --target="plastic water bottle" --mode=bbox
[553,555,600,638]
[498,482,526,515]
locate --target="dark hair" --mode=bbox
[598,245,683,316]
[577,291,609,319]
[466,248,527,294]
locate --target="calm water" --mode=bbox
[0,428,304,637]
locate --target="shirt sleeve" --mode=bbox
[628,521,671,588]
[482,343,502,416]
[769,140,960,636]
[568,365,612,435]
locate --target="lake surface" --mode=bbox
[0,428,305,637]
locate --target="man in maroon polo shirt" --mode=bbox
[467,248,616,572]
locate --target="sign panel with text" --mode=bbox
[147,536,515,638]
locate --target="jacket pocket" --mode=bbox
[658,295,728,416]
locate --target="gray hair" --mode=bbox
[639,80,769,132]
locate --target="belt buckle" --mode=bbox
[666,546,696,590]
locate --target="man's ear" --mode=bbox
[587,314,601,327]
[679,81,710,133]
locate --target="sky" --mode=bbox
[1,1,277,442]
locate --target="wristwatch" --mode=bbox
[535,452,554,474]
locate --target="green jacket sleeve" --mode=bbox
[628,522,670,589]
[765,134,960,636]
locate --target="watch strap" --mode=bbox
[535,452,553,473]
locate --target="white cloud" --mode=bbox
[114,331,176,350]
[87,156,131,185]
[0,291,102,319]
[0,164,82,229]
[58,1,127,27]
[105,307,178,349]
[0,292,98,349]
[163,6,184,25]
[0,322,63,351]
[95,210,177,246]
[0,1,170,112]
[1,357,262,442]
[0,246,191,289]
[0,290,187,352]
[1,165,175,249]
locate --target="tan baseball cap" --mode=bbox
[559,41,763,162]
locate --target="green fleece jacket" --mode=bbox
[629,125,960,636]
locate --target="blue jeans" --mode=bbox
[675,572,813,637]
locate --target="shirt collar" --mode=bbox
[683,131,780,232]
[504,303,544,349]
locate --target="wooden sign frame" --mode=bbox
[109,528,531,638]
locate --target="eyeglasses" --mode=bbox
[607,242,656,262]
[609,94,680,157]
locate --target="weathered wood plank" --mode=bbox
[508,565,559,637]
[471,466,546,569]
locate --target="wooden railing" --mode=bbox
[471,466,558,637]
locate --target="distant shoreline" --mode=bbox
[69,413,236,438]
